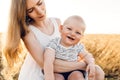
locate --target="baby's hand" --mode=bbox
[86,63,95,80]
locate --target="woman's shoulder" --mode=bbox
[23,30,35,42]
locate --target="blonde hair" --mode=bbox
[2,0,29,67]
[63,15,86,33]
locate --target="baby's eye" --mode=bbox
[76,32,81,35]
[67,28,72,30]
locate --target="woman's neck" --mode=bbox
[32,18,54,35]
[33,19,47,28]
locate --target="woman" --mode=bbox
[3,0,104,80]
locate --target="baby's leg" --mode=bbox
[68,71,84,80]
[55,73,65,80]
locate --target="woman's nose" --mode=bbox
[35,6,44,15]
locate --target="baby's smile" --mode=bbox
[67,36,75,41]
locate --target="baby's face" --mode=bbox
[60,20,84,47]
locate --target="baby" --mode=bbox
[44,15,95,80]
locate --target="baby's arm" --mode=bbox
[81,51,95,64]
[44,48,55,80]
[79,50,95,79]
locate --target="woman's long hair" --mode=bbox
[2,0,29,67]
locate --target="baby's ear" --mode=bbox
[59,25,63,32]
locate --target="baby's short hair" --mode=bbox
[63,15,86,32]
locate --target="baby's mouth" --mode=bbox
[67,36,75,40]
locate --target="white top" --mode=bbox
[47,37,85,61]
[18,18,60,80]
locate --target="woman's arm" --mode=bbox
[80,51,95,64]
[44,48,55,80]
[23,31,44,68]
[54,59,86,73]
